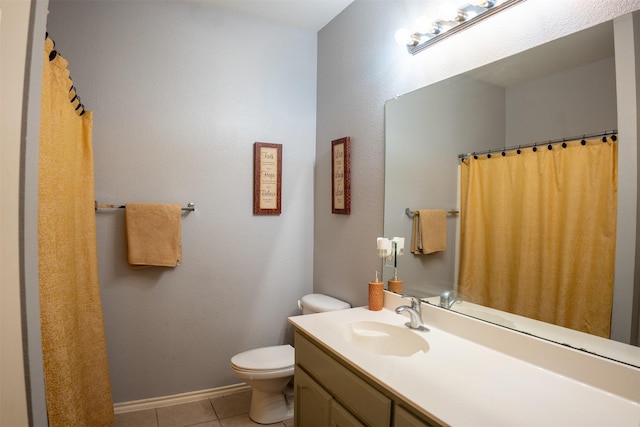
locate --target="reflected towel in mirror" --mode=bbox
[410,209,446,254]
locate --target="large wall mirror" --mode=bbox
[384,18,640,367]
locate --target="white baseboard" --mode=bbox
[113,383,251,414]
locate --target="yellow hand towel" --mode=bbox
[125,203,182,268]
[410,209,447,254]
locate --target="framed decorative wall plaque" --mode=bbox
[253,142,282,215]
[331,137,351,214]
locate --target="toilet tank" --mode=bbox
[298,293,351,314]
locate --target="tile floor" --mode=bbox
[113,390,294,427]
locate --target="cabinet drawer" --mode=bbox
[295,332,391,427]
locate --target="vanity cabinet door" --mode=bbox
[295,332,392,427]
[394,406,437,427]
[294,366,332,427]
[331,400,365,427]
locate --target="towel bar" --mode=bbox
[405,208,458,218]
[95,202,195,212]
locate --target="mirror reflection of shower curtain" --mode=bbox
[458,137,618,338]
[38,37,114,426]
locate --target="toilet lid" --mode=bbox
[231,344,294,371]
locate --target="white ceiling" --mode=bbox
[196,0,355,32]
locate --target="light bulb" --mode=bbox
[415,16,437,34]
[438,1,458,20]
[394,28,417,46]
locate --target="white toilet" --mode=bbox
[230,293,350,424]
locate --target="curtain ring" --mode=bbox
[612,134,617,141]
[516,146,521,154]
[487,153,492,159]
[532,143,537,152]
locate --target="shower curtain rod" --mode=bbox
[458,129,618,160]
[46,32,87,116]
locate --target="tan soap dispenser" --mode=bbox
[368,271,384,311]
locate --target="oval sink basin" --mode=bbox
[339,321,429,357]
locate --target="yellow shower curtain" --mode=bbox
[458,137,617,338]
[38,37,114,426]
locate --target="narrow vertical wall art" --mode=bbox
[253,142,282,215]
[332,137,351,214]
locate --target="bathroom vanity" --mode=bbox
[294,331,437,426]
[288,292,640,426]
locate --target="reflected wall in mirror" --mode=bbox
[384,19,640,367]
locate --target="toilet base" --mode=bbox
[249,384,294,424]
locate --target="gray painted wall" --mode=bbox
[46,0,317,403]
[506,57,617,144]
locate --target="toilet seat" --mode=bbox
[230,365,294,381]
[231,344,294,371]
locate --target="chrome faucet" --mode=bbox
[439,290,460,309]
[395,295,429,331]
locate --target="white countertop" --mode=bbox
[289,303,640,426]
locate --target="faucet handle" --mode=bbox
[401,294,421,311]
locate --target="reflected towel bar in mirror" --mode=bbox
[95,202,196,212]
[405,208,458,218]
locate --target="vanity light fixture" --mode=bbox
[395,0,526,55]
